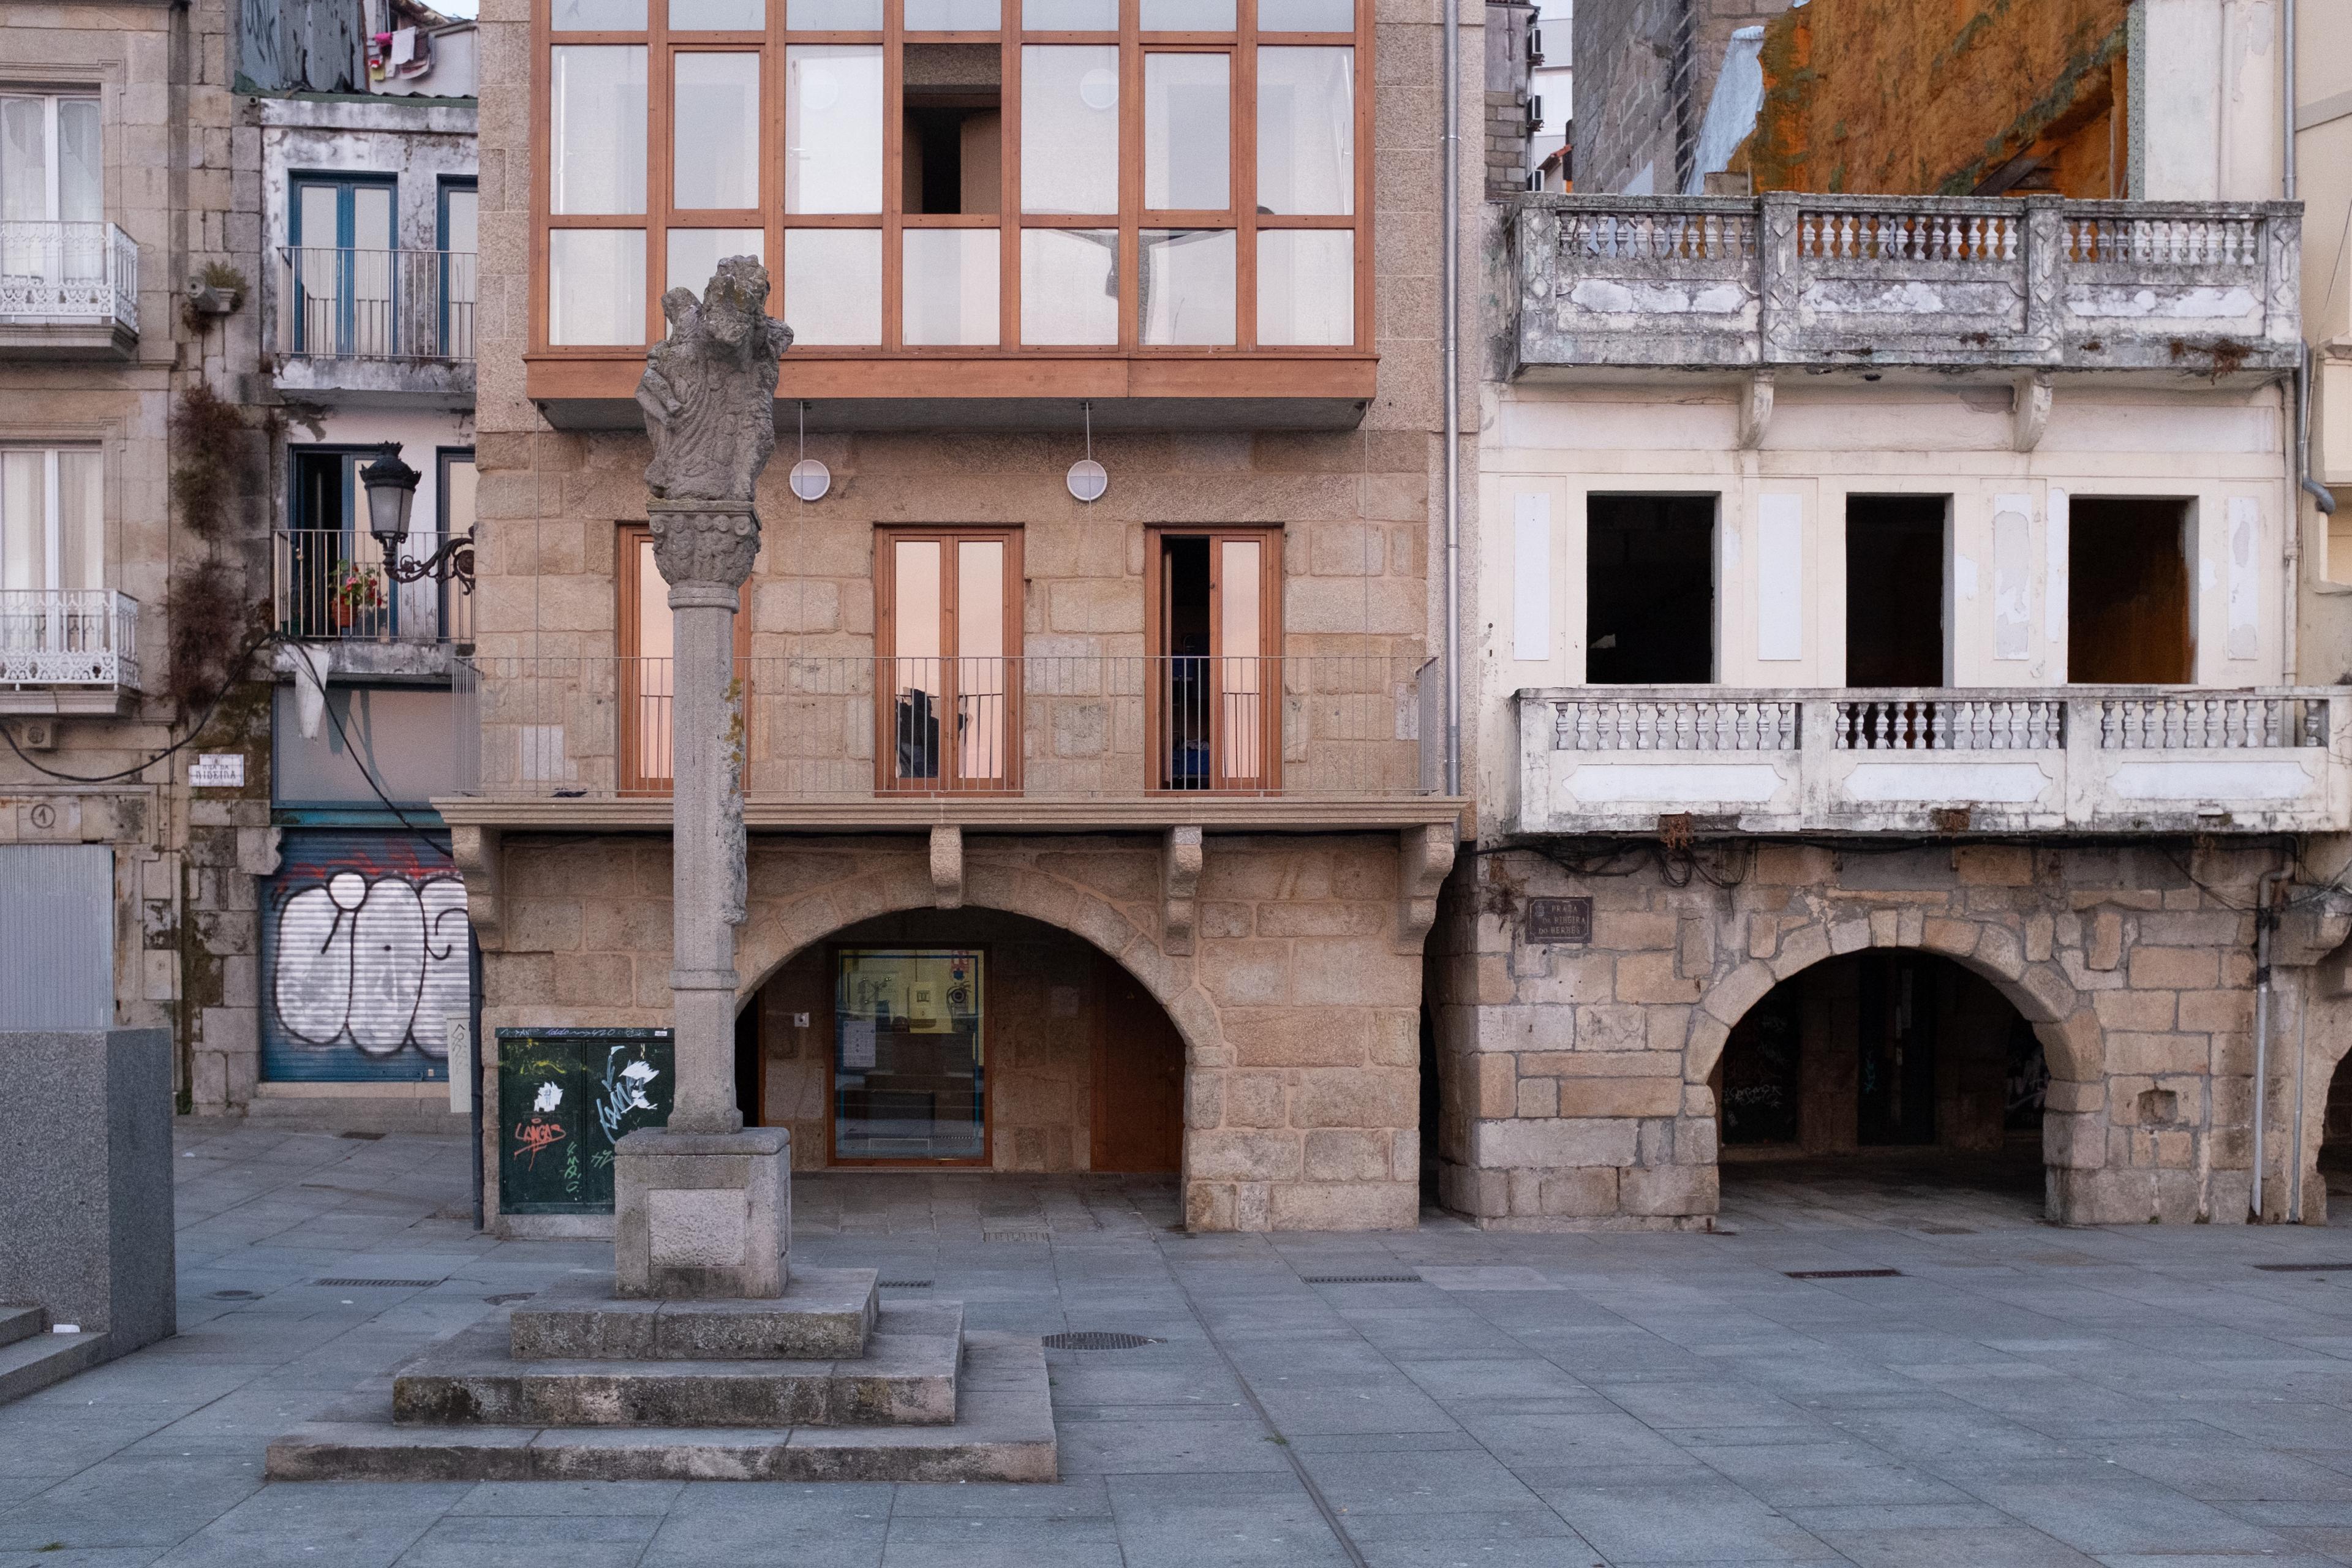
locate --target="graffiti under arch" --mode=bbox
[262,831,473,1082]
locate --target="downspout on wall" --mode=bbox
[1442,0,1461,799]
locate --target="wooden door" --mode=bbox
[1091,956,1185,1173]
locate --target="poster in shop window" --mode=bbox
[497,1027,675,1215]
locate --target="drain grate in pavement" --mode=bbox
[1785,1268,1903,1280]
[2255,1262,2352,1273]
[1917,1224,1977,1235]
[208,1289,262,1301]
[483,1293,535,1305]
[1299,1273,1423,1285]
[878,1279,933,1288]
[984,1231,1050,1245]
[337,1131,385,1141]
[1042,1331,1163,1351]
[315,1278,441,1289]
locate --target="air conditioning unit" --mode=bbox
[1528,25,1544,66]
[1527,94,1544,134]
[11,717,59,751]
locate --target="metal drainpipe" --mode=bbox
[2284,0,2338,687]
[2253,867,2289,1220]
[1439,0,1461,799]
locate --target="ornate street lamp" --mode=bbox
[360,441,473,592]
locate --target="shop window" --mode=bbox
[1586,494,1713,684]
[1148,527,1281,790]
[617,522,753,793]
[876,527,1022,791]
[1844,495,1946,687]
[538,0,1363,350]
[2068,497,2192,684]
[832,948,986,1161]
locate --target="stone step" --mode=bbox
[0,1305,46,1351]
[509,1267,878,1362]
[267,1332,1055,1483]
[0,1329,107,1408]
[394,1302,963,1428]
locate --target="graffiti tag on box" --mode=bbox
[497,1028,674,1215]
[261,832,472,1083]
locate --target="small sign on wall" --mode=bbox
[190,753,245,788]
[1524,897,1593,945]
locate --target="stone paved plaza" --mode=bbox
[2,1125,2351,1566]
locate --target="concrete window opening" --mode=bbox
[2067,497,2193,684]
[1586,494,1714,684]
[743,907,1185,1174]
[1713,951,2050,1212]
[1844,495,1947,687]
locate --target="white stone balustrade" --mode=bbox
[1517,686,2351,835]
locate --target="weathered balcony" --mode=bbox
[0,222,138,358]
[270,246,475,405]
[1514,687,2352,836]
[0,590,141,714]
[1509,194,2301,379]
[444,654,1451,832]
[271,529,472,679]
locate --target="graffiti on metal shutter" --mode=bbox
[261,831,472,1082]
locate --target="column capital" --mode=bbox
[649,499,761,599]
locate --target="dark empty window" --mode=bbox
[2068,499,2192,684]
[902,45,1001,216]
[1845,496,1946,687]
[1587,494,1714,684]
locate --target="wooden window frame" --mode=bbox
[530,0,1372,363]
[824,942,993,1168]
[872,524,1025,794]
[616,521,754,796]
[1143,522,1281,793]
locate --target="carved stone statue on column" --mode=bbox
[615,257,796,1300]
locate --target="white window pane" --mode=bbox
[548,228,646,343]
[786,0,881,24]
[56,100,100,224]
[56,450,100,594]
[1,451,43,592]
[554,0,647,23]
[1144,55,1227,211]
[786,47,883,214]
[443,187,479,251]
[1259,0,1349,26]
[667,228,766,298]
[674,53,761,209]
[1023,0,1114,24]
[2,99,49,224]
[1020,228,1115,345]
[1139,227,1232,344]
[1140,0,1231,24]
[551,46,647,214]
[903,228,999,345]
[1257,47,1352,215]
[905,0,997,26]
[1256,228,1350,344]
[351,184,394,250]
[1020,48,1118,215]
[442,458,478,537]
[672,0,763,24]
[783,228,881,344]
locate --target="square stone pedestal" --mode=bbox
[614,1127,790,1299]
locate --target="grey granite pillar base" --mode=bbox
[614,1126,790,1299]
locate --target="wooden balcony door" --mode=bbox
[875,527,1023,794]
[1148,527,1282,792]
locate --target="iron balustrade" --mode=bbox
[273,529,470,644]
[0,221,138,332]
[274,246,476,361]
[0,590,140,688]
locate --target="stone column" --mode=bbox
[611,506,791,1300]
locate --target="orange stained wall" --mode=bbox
[1735,0,2132,197]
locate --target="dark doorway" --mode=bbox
[1721,979,1801,1144]
[2323,1051,2352,1224]
[735,1005,763,1128]
[1845,496,1946,687]
[1587,494,1715,683]
[1857,953,1937,1145]
[2068,498,2193,683]
[1092,955,1184,1173]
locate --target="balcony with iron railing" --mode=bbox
[270,246,476,403]
[0,590,141,714]
[442,653,1452,831]
[1514,686,2352,837]
[272,529,472,679]
[0,222,139,358]
[1507,194,2302,379]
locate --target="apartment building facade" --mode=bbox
[454,0,1471,1231]
[1447,0,2352,1229]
